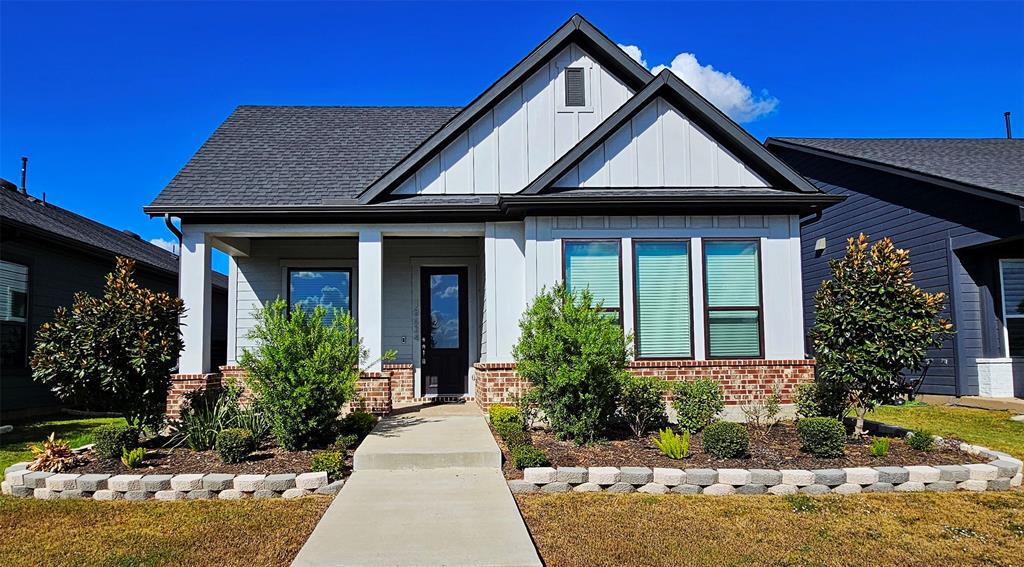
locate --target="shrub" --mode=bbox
[488,405,522,430]
[652,428,689,460]
[810,234,953,435]
[29,433,85,472]
[741,382,782,434]
[311,450,345,481]
[907,429,935,451]
[172,388,235,451]
[216,428,255,463]
[870,437,891,457]
[93,424,140,460]
[701,421,749,459]
[512,388,541,430]
[671,378,724,432]
[513,283,631,444]
[618,375,668,438]
[332,434,359,451]
[121,447,146,468]
[31,258,185,431]
[796,417,846,458]
[793,383,821,419]
[502,429,532,449]
[233,402,272,443]
[338,410,379,440]
[510,444,549,469]
[240,298,394,450]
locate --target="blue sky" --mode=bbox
[2,1,1022,273]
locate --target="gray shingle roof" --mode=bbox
[769,138,1024,201]
[1,188,226,288]
[148,106,462,209]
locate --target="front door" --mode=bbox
[420,267,469,397]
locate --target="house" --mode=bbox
[145,15,842,416]
[767,138,1024,400]
[0,178,229,419]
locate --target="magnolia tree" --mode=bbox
[810,234,953,435]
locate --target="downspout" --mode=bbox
[164,214,183,242]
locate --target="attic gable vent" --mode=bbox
[565,67,586,107]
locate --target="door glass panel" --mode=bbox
[429,273,460,349]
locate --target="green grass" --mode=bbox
[0,414,126,479]
[866,404,1024,460]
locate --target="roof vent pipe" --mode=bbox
[20,157,27,195]
[1006,112,1013,139]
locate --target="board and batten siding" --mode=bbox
[554,97,768,188]
[393,43,634,196]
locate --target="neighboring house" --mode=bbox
[767,138,1024,400]
[145,15,841,416]
[0,180,229,419]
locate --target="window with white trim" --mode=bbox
[1000,259,1024,357]
[563,240,621,324]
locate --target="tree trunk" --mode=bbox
[854,405,868,437]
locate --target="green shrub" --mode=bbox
[172,387,236,451]
[702,421,749,459]
[870,437,891,457]
[121,447,146,468]
[907,429,935,451]
[502,428,532,450]
[93,424,139,460]
[216,428,255,464]
[31,258,185,431]
[489,405,522,429]
[233,402,272,443]
[510,444,549,469]
[311,450,345,481]
[619,375,668,438]
[796,417,846,458]
[332,434,359,451]
[240,299,394,450]
[652,428,689,460]
[794,383,821,419]
[671,378,724,432]
[513,283,631,444]
[339,410,379,440]
[492,420,521,439]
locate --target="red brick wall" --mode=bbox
[220,365,256,406]
[351,372,393,415]
[384,363,415,404]
[472,359,815,410]
[166,373,222,420]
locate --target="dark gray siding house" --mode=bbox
[0,182,228,419]
[767,138,1024,399]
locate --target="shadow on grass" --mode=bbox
[1,414,125,452]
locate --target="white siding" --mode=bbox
[394,43,633,195]
[483,222,527,360]
[554,97,768,188]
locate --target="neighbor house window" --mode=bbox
[287,268,352,325]
[633,240,692,358]
[704,240,763,358]
[563,240,621,324]
[1,260,29,370]
[1000,259,1024,357]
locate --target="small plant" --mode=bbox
[216,428,255,464]
[870,437,891,457]
[93,424,140,460]
[796,417,846,458]
[339,409,380,440]
[502,428,532,450]
[233,402,272,443]
[741,382,782,435]
[671,378,724,432]
[512,388,541,430]
[121,447,146,468]
[793,383,821,419]
[311,450,345,481]
[701,421,749,459]
[784,494,819,513]
[29,433,85,472]
[618,375,668,438]
[489,405,523,429]
[510,444,550,468]
[652,428,690,460]
[172,387,236,451]
[907,429,935,451]
[332,434,359,451]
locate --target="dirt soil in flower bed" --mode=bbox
[498,422,988,479]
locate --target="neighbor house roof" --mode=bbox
[766,138,1024,205]
[1,186,227,288]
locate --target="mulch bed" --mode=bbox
[497,422,988,479]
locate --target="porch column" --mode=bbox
[358,228,383,371]
[179,225,212,374]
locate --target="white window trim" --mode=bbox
[999,258,1024,358]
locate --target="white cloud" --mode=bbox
[149,238,179,255]
[619,44,779,123]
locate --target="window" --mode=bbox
[1000,259,1024,357]
[1,260,29,370]
[564,67,586,107]
[703,240,762,358]
[633,240,692,358]
[287,268,352,325]
[563,240,621,324]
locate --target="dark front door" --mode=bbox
[420,267,469,396]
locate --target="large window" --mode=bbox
[703,240,762,358]
[563,240,621,324]
[633,240,691,358]
[1000,259,1024,357]
[287,268,352,325]
[1,260,29,370]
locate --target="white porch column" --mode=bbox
[179,226,212,374]
[358,228,383,371]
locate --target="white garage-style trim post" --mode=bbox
[358,228,384,371]
[179,225,212,374]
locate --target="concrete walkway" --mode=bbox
[292,404,542,567]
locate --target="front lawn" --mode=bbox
[0,496,329,566]
[867,404,1024,460]
[0,414,126,480]
[518,492,1024,567]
